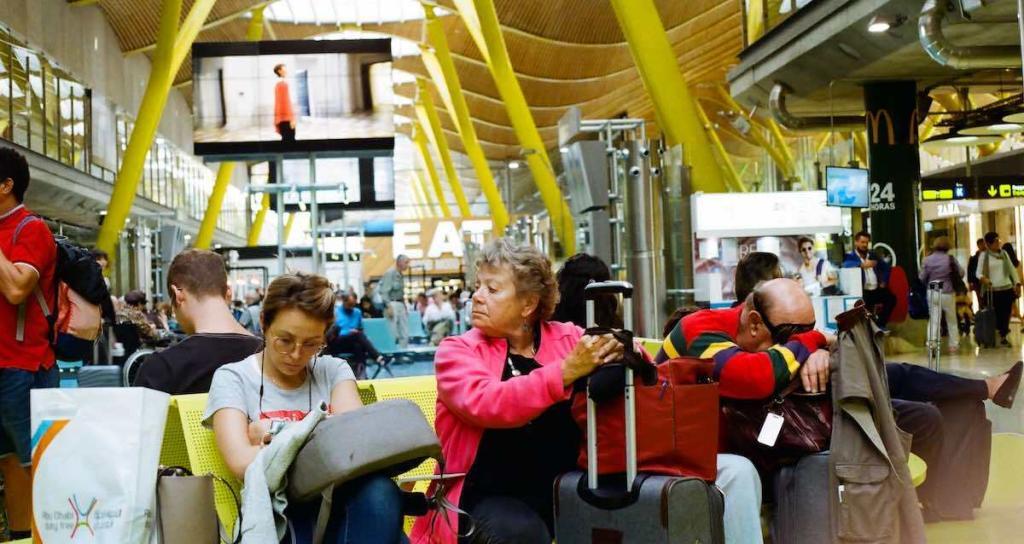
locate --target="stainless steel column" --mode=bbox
[625,140,662,338]
[309,155,320,275]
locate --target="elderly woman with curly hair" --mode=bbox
[411,238,624,544]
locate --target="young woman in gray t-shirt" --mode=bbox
[205,272,404,543]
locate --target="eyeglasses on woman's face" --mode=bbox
[800,246,814,253]
[269,334,324,357]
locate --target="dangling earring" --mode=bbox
[521,323,530,332]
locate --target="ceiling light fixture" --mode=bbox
[508,161,521,169]
[867,13,906,33]
[921,132,1002,150]
[958,123,1024,136]
[1002,111,1024,123]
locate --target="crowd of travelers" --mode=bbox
[1,142,1022,543]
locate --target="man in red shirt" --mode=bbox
[273,63,296,142]
[655,278,831,398]
[0,147,58,478]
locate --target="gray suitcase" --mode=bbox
[554,281,725,544]
[772,451,832,544]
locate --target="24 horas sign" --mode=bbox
[363,218,494,279]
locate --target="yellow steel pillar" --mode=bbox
[415,79,471,216]
[413,122,452,218]
[194,162,235,249]
[609,0,728,194]
[413,170,436,217]
[247,194,271,246]
[421,4,508,232]
[283,212,297,241]
[452,0,575,253]
[96,0,218,256]
[694,100,746,192]
[715,85,795,180]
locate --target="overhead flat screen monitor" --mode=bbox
[825,166,869,208]
[192,39,394,158]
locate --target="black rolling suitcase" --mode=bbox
[974,291,996,347]
[553,281,725,544]
[772,451,833,544]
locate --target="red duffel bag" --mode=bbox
[572,356,720,482]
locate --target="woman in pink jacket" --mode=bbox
[411,239,622,544]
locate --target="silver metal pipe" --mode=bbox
[309,155,320,275]
[919,0,1021,69]
[625,140,660,338]
[768,82,863,131]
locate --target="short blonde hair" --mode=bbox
[476,238,559,323]
[931,236,951,252]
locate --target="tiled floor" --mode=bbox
[892,330,1024,542]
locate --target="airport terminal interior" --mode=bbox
[0,0,1023,542]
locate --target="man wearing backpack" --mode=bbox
[0,147,57,536]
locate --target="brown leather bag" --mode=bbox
[719,379,833,474]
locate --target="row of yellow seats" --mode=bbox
[160,375,441,536]
[156,341,669,536]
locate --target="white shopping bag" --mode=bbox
[31,387,169,544]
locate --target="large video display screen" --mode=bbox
[192,39,393,158]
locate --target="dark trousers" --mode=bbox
[886,362,989,404]
[329,331,380,380]
[990,288,1016,338]
[277,121,295,142]
[886,363,991,520]
[886,362,988,469]
[459,496,551,544]
[863,287,896,327]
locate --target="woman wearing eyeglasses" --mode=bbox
[204,272,404,544]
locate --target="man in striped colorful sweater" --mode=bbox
[655,278,832,399]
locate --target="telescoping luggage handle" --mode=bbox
[583,280,636,492]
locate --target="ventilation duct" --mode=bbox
[918,0,1020,69]
[768,83,864,131]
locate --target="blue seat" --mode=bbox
[408,311,429,344]
[363,318,437,378]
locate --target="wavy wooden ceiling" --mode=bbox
[88,0,743,161]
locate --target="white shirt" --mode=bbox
[798,258,835,292]
[857,251,879,290]
[423,301,455,324]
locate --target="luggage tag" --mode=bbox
[757,412,785,446]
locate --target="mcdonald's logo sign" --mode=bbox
[866,109,896,145]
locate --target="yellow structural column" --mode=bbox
[247,194,271,246]
[413,170,436,218]
[609,0,728,194]
[194,163,235,249]
[415,79,471,217]
[452,0,575,254]
[412,122,452,218]
[421,5,508,232]
[283,212,297,241]
[694,100,746,192]
[96,0,218,256]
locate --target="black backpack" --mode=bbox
[13,216,114,346]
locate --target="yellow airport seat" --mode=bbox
[171,394,243,535]
[364,376,440,482]
[637,337,663,359]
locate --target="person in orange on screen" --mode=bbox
[273,63,296,142]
